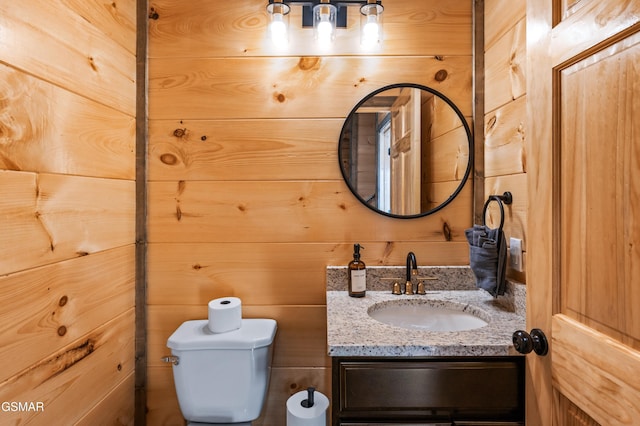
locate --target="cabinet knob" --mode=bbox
[512,328,548,356]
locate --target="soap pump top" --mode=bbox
[353,244,362,260]
[348,244,366,297]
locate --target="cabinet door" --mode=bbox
[340,422,523,425]
[337,359,523,419]
[341,423,451,426]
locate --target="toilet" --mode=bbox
[166,318,277,425]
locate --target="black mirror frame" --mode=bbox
[338,83,474,219]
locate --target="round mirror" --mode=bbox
[339,83,473,218]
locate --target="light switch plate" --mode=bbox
[509,237,523,272]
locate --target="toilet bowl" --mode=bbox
[166,318,277,425]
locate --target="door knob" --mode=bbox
[512,328,548,356]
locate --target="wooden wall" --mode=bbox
[0,1,137,424]
[484,0,527,283]
[146,0,472,424]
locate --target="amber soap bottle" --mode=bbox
[348,244,366,297]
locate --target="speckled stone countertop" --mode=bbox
[326,266,526,357]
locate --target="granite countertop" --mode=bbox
[326,266,526,357]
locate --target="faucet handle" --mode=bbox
[392,282,402,295]
[404,280,414,295]
[416,281,426,295]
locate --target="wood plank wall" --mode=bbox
[484,0,527,283]
[0,1,137,424]
[146,0,472,424]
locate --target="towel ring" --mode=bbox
[482,192,513,230]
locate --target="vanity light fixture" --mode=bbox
[265,0,384,48]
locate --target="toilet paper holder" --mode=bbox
[161,355,180,365]
[301,387,315,408]
[286,385,329,426]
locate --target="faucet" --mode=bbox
[405,252,417,294]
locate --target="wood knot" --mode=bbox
[382,241,394,259]
[200,135,207,141]
[149,7,159,20]
[117,363,122,371]
[57,326,67,336]
[487,115,497,131]
[298,57,320,71]
[434,55,444,61]
[88,56,98,72]
[173,128,187,138]
[442,221,452,241]
[435,69,448,82]
[274,92,286,103]
[59,296,68,307]
[354,77,366,87]
[160,153,178,165]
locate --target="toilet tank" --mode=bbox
[167,318,277,423]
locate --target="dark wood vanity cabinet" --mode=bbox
[331,356,524,426]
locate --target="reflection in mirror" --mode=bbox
[339,83,473,218]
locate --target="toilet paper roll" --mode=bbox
[286,389,329,426]
[208,297,242,333]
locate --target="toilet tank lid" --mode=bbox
[167,318,277,351]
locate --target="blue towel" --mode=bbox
[465,225,507,297]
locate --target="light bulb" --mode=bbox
[360,3,383,49]
[269,13,288,46]
[317,18,333,43]
[266,2,290,48]
[362,16,379,47]
[313,3,337,47]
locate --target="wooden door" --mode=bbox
[527,1,640,424]
[390,87,421,215]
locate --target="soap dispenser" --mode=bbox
[348,244,366,297]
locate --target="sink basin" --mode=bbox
[368,299,489,332]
